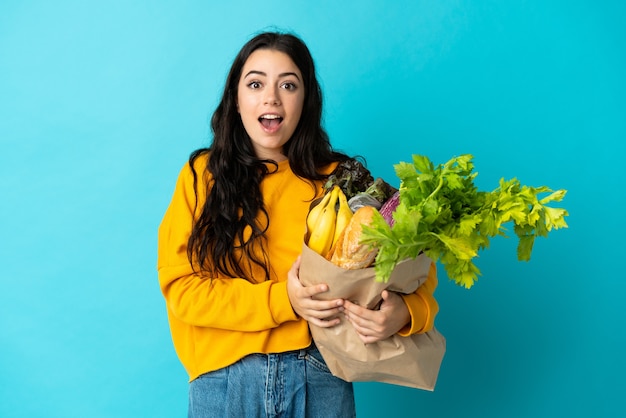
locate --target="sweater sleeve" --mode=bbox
[397,262,439,336]
[157,161,299,331]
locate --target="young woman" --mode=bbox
[157,31,439,417]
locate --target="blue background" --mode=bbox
[1,1,624,417]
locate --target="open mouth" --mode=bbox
[259,114,283,130]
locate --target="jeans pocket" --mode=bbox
[304,346,332,373]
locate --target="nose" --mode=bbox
[264,86,281,105]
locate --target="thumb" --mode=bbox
[380,290,399,311]
[291,255,302,272]
[379,290,390,308]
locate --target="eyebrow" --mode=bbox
[243,70,301,80]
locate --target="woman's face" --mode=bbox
[237,49,305,161]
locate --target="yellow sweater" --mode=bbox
[157,153,439,382]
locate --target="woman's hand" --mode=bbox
[287,256,344,328]
[343,290,410,344]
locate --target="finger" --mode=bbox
[292,255,301,271]
[378,290,395,311]
[358,334,380,344]
[346,316,380,342]
[305,283,330,298]
[342,299,363,314]
[343,300,374,321]
[308,316,341,328]
[351,326,377,344]
[345,311,372,332]
[287,257,303,288]
[345,306,387,336]
[287,257,301,280]
[305,306,344,322]
[301,298,344,314]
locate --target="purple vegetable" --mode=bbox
[379,191,400,226]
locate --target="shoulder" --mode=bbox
[187,149,210,173]
[319,160,341,176]
[176,149,211,182]
[168,150,213,203]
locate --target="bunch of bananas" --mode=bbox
[306,185,354,257]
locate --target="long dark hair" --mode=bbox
[188,31,349,281]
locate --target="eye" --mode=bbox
[247,81,262,89]
[281,82,298,91]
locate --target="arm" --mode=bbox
[157,161,299,331]
[343,262,439,343]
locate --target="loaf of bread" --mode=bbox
[327,205,378,269]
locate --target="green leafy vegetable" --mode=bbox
[324,159,375,199]
[325,159,397,202]
[360,154,569,288]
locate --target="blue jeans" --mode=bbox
[188,344,355,418]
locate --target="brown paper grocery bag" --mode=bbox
[299,243,446,390]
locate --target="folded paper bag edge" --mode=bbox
[299,241,433,300]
